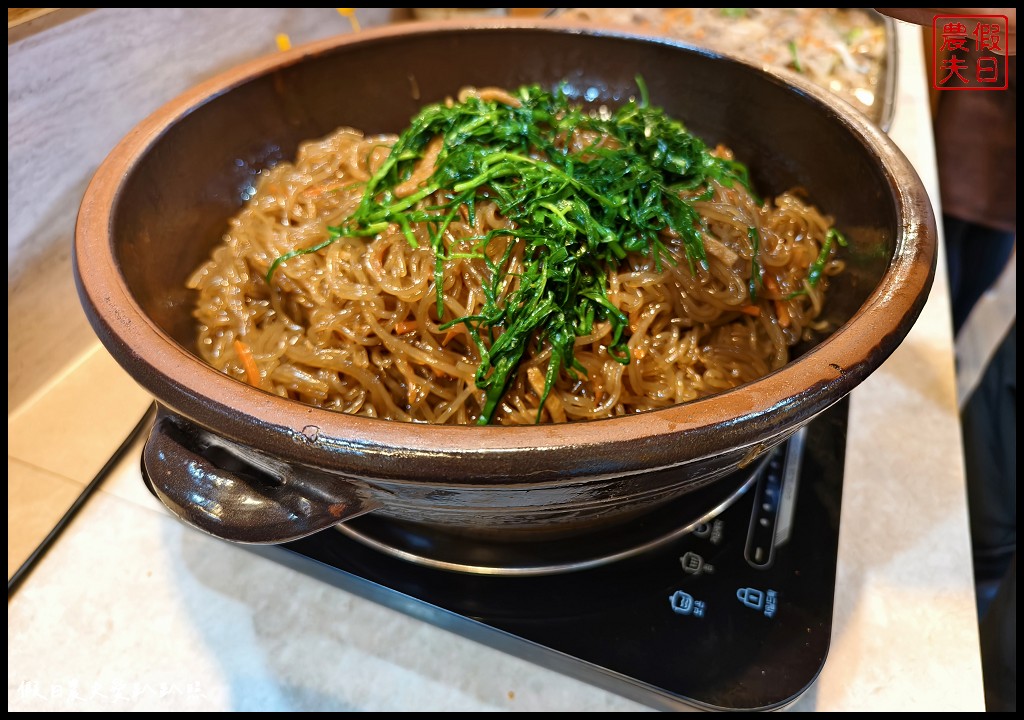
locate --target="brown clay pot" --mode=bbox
[73,20,936,544]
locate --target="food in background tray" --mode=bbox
[556,8,889,123]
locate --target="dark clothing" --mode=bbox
[961,322,1016,584]
[934,56,1016,234]
[932,39,1016,717]
[979,553,1016,713]
[943,217,1016,334]
[959,317,1015,715]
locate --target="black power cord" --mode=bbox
[7,403,157,599]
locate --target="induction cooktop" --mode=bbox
[237,398,848,711]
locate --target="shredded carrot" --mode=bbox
[775,300,791,328]
[442,327,461,347]
[394,320,417,335]
[233,339,262,388]
[764,276,791,328]
[739,305,762,317]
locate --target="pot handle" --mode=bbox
[143,411,379,544]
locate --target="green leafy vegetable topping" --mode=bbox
[808,228,848,286]
[268,79,756,424]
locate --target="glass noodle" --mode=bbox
[187,85,845,425]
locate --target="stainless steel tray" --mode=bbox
[549,8,898,131]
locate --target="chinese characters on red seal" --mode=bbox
[933,14,1009,90]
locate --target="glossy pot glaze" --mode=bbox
[74,20,936,544]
